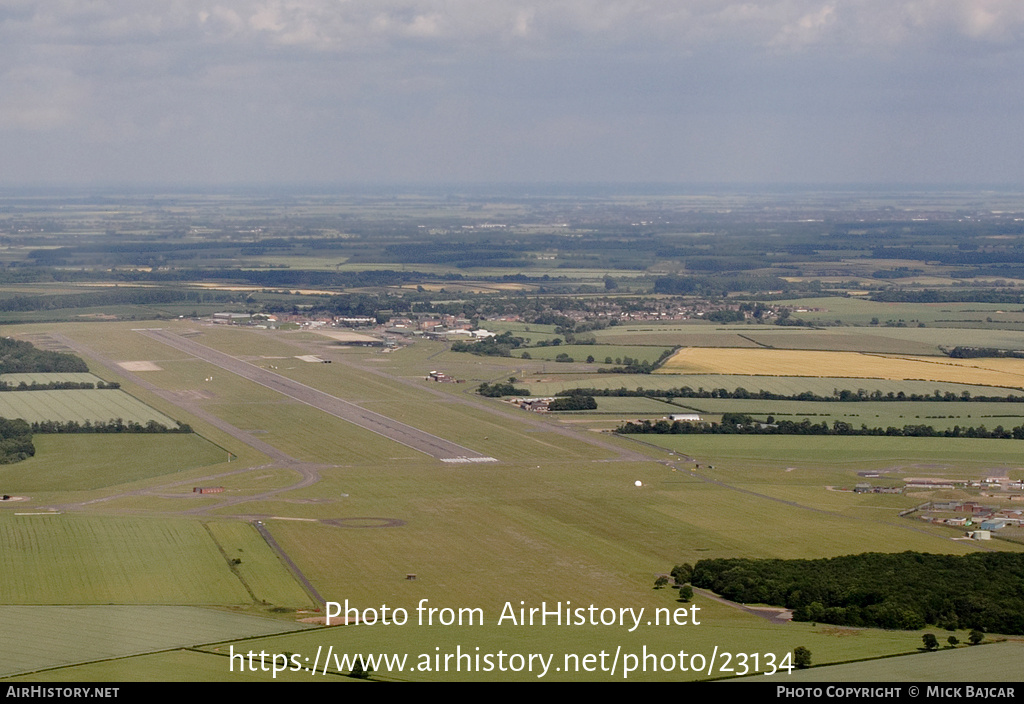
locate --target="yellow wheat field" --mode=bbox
[657,348,1024,388]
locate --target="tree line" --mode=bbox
[0,381,120,392]
[28,419,191,434]
[617,416,1024,440]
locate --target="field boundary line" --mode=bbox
[201,522,259,605]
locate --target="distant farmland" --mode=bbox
[659,348,1024,389]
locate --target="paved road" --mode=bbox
[136,328,496,463]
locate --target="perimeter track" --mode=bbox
[136,328,496,463]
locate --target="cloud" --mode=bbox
[2,2,1024,57]
[0,66,87,130]
[1,1,1022,185]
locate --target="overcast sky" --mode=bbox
[1,0,1023,187]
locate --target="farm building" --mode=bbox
[427,371,461,383]
[510,397,555,412]
[668,413,702,422]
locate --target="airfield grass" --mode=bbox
[0,514,252,604]
[0,433,228,492]
[208,401,422,464]
[258,452,986,623]
[202,521,315,608]
[0,605,313,678]
[24,322,195,365]
[364,397,616,461]
[5,324,1021,681]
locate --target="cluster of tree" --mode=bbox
[0,338,89,374]
[476,381,529,397]
[0,381,120,392]
[451,332,524,357]
[595,349,676,375]
[702,309,746,323]
[617,416,1024,440]
[946,347,1024,359]
[597,361,658,374]
[547,395,597,411]
[557,385,1024,404]
[0,418,34,464]
[29,419,191,434]
[922,631,984,650]
[690,552,1024,634]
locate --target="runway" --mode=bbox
[136,328,497,463]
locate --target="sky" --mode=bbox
[1,0,1023,187]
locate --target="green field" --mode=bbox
[0,372,105,385]
[203,521,316,608]
[664,399,1024,430]
[0,433,229,491]
[0,389,181,426]
[0,515,260,604]
[0,606,313,678]
[3,321,1023,682]
[517,344,672,364]
[768,640,1024,683]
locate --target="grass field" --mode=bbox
[770,640,1024,683]
[202,521,316,608]
[0,372,105,385]
[0,389,182,426]
[0,433,229,492]
[517,344,673,364]
[0,515,254,604]
[0,606,313,678]
[3,321,1022,682]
